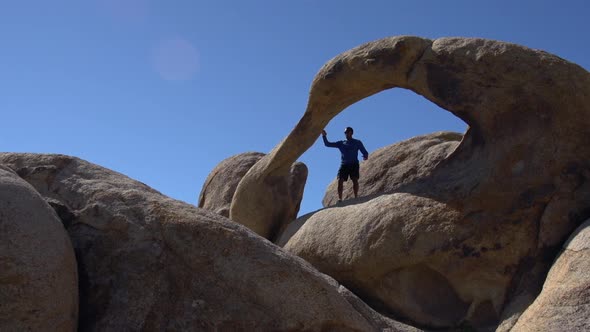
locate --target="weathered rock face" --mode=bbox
[0,153,419,332]
[510,219,590,331]
[199,152,307,241]
[286,192,519,328]
[0,165,78,331]
[233,35,590,328]
[323,131,461,206]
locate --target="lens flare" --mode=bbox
[152,38,200,81]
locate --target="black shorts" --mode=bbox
[338,162,360,181]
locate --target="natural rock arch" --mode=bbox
[230,35,590,327]
[230,36,434,237]
[230,35,590,240]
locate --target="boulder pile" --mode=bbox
[2,35,590,331]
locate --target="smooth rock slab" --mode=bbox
[0,165,78,331]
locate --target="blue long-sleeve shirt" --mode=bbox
[323,135,368,165]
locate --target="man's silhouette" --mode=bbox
[322,127,369,202]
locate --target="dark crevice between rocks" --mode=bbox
[498,258,550,332]
[496,186,590,330]
[73,247,98,332]
[45,198,77,229]
[268,213,288,244]
[44,196,100,331]
[469,300,499,329]
[569,205,590,237]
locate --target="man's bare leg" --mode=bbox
[338,179,344,201]
[352,178,359,198]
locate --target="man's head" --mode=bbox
[344,127,354,139]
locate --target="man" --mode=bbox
[322,127,369,202]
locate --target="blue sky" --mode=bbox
[2,1,589,216]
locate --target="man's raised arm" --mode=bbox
[321,130,339,148]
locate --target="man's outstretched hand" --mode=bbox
[321,130,327,137]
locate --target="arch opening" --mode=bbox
[299,87,467,215]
